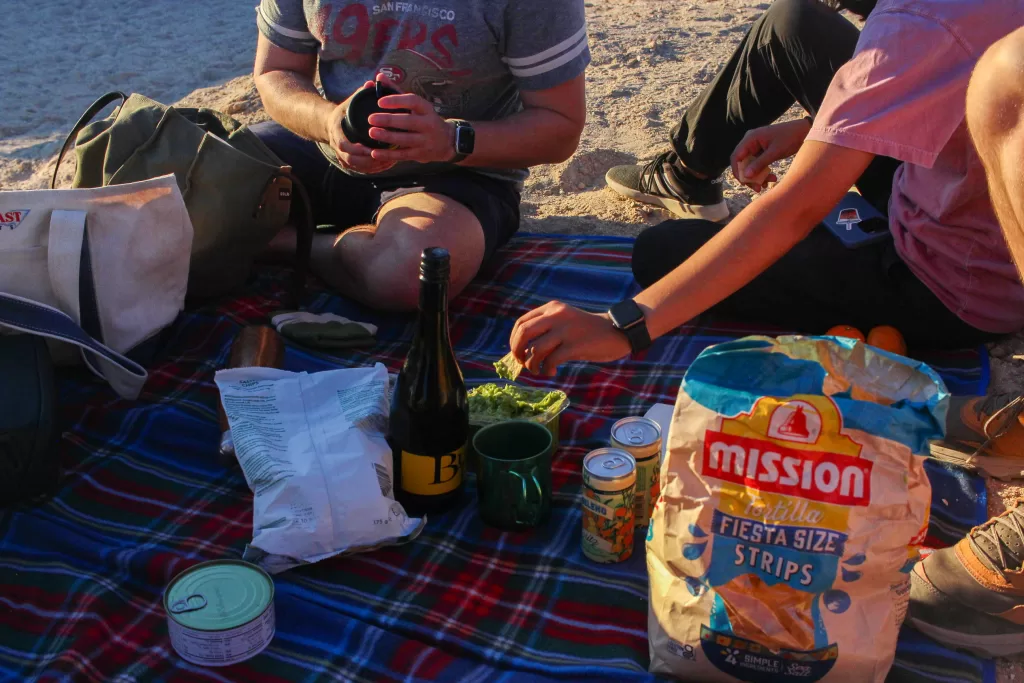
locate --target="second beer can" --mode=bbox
[611,416,663,529]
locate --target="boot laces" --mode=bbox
[969,393,1024,457]
[969,499,1024,572]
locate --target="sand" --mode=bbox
[1,0,1021,677]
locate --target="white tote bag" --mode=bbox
[0,174,193,399]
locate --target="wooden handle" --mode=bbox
[217,326,285,461]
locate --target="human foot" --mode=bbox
[605,151,729,222]
[256,225,299,265]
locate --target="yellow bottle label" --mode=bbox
[400,446,465,496]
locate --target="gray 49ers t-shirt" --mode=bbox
[256,0,590,185]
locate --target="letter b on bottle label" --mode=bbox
[401,447,464,496]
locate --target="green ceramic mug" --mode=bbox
[473,420,553,531]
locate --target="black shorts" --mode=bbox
[251,121,521,261]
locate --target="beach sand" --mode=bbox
[1,0,1021,677]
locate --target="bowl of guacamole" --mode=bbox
[466,381,569,471]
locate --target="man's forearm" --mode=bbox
[456,107,583,168]
[254,71,334,143]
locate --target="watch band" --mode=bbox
[608,300,652,354]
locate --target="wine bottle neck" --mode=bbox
[415,279,450,343]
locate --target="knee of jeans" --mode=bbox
[765,0,832,46]
[631,224,674,288]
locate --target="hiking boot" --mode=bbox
[929,393,1024,480]
[605,151,729,222]
[907,499,1024,657]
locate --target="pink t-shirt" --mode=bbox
[807,0,1024,333]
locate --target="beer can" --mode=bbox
[581,448,637,563]
[610,416,663,529]
[164,559,275,667]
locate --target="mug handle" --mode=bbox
[508,470,545,526]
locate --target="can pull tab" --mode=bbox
[602,456,629,470]
[626,426,645,445]
[169,593,208,614]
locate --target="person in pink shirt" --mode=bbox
[508,0,1024,369]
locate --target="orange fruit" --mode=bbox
[867,325,907,356]
[826,325,865,342]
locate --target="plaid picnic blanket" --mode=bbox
[0,234,995,683]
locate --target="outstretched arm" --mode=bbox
[510,140,875,375]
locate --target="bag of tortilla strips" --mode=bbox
[647,335,948,682]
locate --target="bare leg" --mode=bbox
[967,27,1024,277]
[310,192,486,312]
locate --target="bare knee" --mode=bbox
[363,194,486,312]
[968,28,1024,148]
[768,0,839,46]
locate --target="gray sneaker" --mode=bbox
[605,151,729,222]
[907,499,1024,657]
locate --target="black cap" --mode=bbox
[420,247,450,282]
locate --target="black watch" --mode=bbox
[449,119,475,162]
[608,300,651,354]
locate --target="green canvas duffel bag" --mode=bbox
[51,91,312,301]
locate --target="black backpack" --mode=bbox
[0,335,59,506]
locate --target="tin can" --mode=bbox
[164,560,275,667]
[611,416,663,529]
[581,448,637,563]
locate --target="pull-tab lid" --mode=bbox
[610,416,662,459]
[583,448,636,492]
[164,560,274,631]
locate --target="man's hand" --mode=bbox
[365,77,456,164]
[325,81,397,175]
[510,302,631,377]
[729,119,813,192]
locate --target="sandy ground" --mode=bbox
[1,0,1022,678]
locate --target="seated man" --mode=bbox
[510,0,1024,370]
[252,0,588,311]
[908,26,1024,659]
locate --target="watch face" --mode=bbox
[456,125,475,154]
[610,301,643,329]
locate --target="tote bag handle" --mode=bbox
[0,210,147,399]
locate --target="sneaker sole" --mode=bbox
[929,441,1024,481]
[907,616,1024,658]
[606,172,730,223]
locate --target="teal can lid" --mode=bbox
[164,560,274,631]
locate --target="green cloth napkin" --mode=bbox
[270,310,377,350]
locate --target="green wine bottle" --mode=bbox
[388,247,468,516]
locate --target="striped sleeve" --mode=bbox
[255,0,319,54]
[503,0,590,91]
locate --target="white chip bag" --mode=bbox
[647,336,948,682]
[215,362,424,574]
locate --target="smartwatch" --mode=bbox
[607,299,652,354]
[448,119,475,162]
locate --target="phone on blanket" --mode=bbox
[821,192,890,249]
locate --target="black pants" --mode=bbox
[633,0,998,350]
